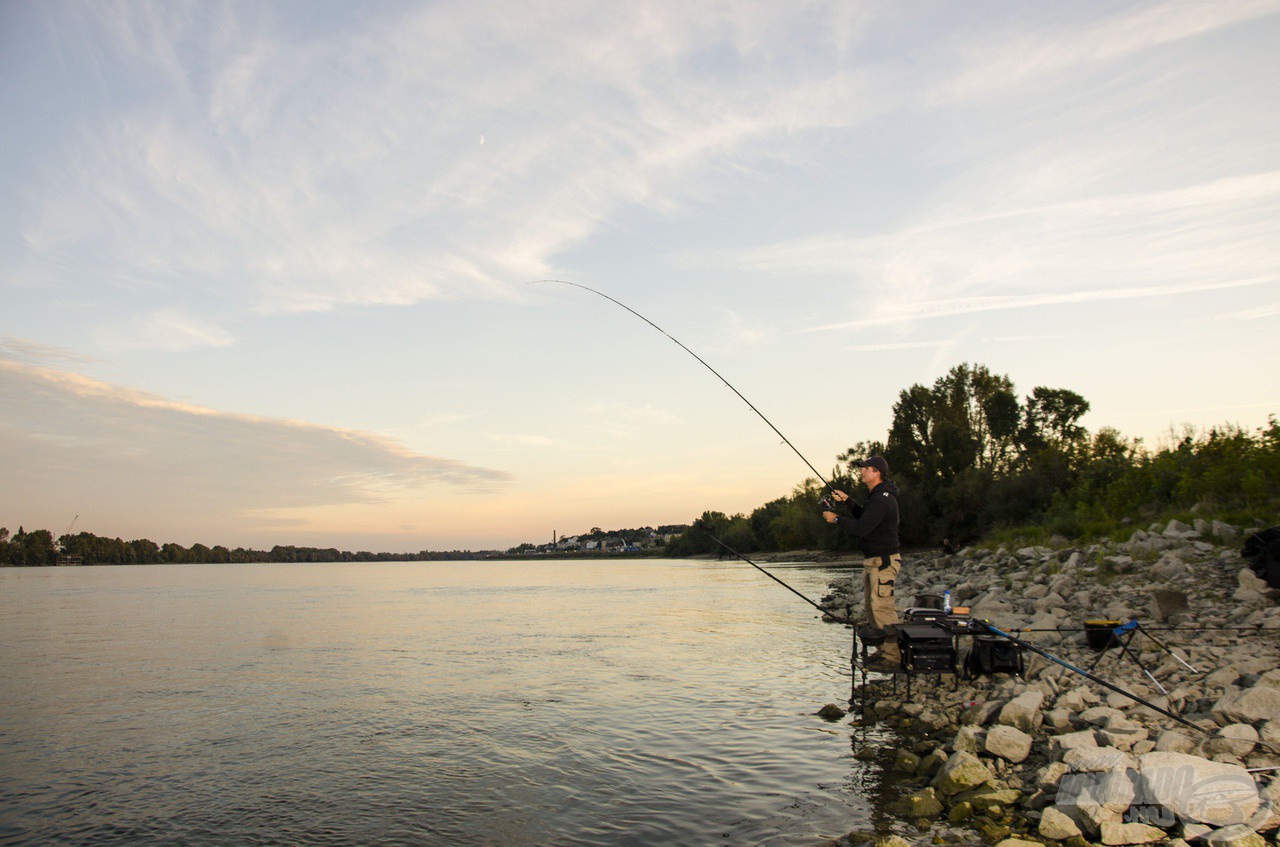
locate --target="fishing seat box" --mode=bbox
[896,622,956,673]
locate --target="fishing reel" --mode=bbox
[819,496,835,512]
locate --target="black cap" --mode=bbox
[856,456,889,476]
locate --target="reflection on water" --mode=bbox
[0,559,891,845]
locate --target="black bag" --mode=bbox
[1243,527,1280,590]
[964,635,1024,677]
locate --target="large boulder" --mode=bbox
[985,725,1033,763]
[1203,824,1266,847]
[1206,724,1259,759]
[1099,820,1166,845]
[1213,685,1280,726]
[889,787,944,819]
[1056,769,1138,836]
[931,751,995,797]
[1039,806,1082,840]
[1136,751,1261,827]
[997,690,1045,731]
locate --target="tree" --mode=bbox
[1022,387,1090,456]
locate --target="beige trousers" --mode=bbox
[864,553,902,657]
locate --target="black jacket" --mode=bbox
[834,481,900,556]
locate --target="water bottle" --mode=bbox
[943,590,952,614]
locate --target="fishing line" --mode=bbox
[532,279,837,495]
[695,523,847,622]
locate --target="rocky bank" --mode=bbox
[815,518,1280,847]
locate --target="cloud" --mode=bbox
[1216,301,1280,321]
[94,308,236,351]
[929,0,1278,105]
[811,277,1270,331]
[0,336,95,368]
[12,2,889,318]
[719,168,1280,332]
[0,354,512,537]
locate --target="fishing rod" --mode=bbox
[695,522,847,622]
[696,524,867,716]
[975,620,1211,737]
[532,279,838,496]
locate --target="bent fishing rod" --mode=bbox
[532,279,838,497]
[696,522,848,622]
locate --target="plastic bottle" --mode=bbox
[943,589,952,614]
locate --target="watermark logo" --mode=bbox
[1058,765,1267,829]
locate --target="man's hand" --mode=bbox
[823,510,838,524]
[832,490,849,502]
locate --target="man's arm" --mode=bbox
[835,493,887,538]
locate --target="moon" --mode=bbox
[479,135,485,145]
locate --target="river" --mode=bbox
[0,558,893,845]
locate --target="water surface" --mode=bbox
[1,559,891,845]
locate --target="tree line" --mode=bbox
[0,528,489,567]
[666,362,1279,556]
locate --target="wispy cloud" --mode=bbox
[94,308,236,351]
[1216,301,1280,321]
[0,355,512,538]
[811,278,1270,331]
[931,0,1278,105]
[0,336,95,368]
[12,1,887,322]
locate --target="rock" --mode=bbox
[1164,519,1194,538]
[918,748,948,777]
[953,725,986,753]
[932,751,995,796]
[1136,751,1261,826]
[1213,686,1280,725]
[817,703,846,721]
[1207,724,1260,759]
[1045,708,1074,732]
[1057,770,1136,836]
[993,839,1044,847]
[1155,730,1198,754]
[1250,776,1280,832]
[998,691,1046,731]
[874,836,912,847]
[1052,730,1100,757]
[1235,568,1279,604]
[1099,821,1167,845]
[962,699,1005,726]
[891,748,921,773]
[1064,747,1136,773]
[1184,823,1214,841]
[986,725,1034,763]
[1151,589,1191,622]
[1099,716,1150,751]
[1058,687,1095,712]
[1080,706,1127,726]
[1039,806,1083,840]
[1203,824,1266,847]
[1212,521,1240,545]
[1037,761,1071,789]
[889,787,944,819]
[953,785,1022,813]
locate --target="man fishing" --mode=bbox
[823,456,902,669]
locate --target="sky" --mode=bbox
[2,0,1278,553]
